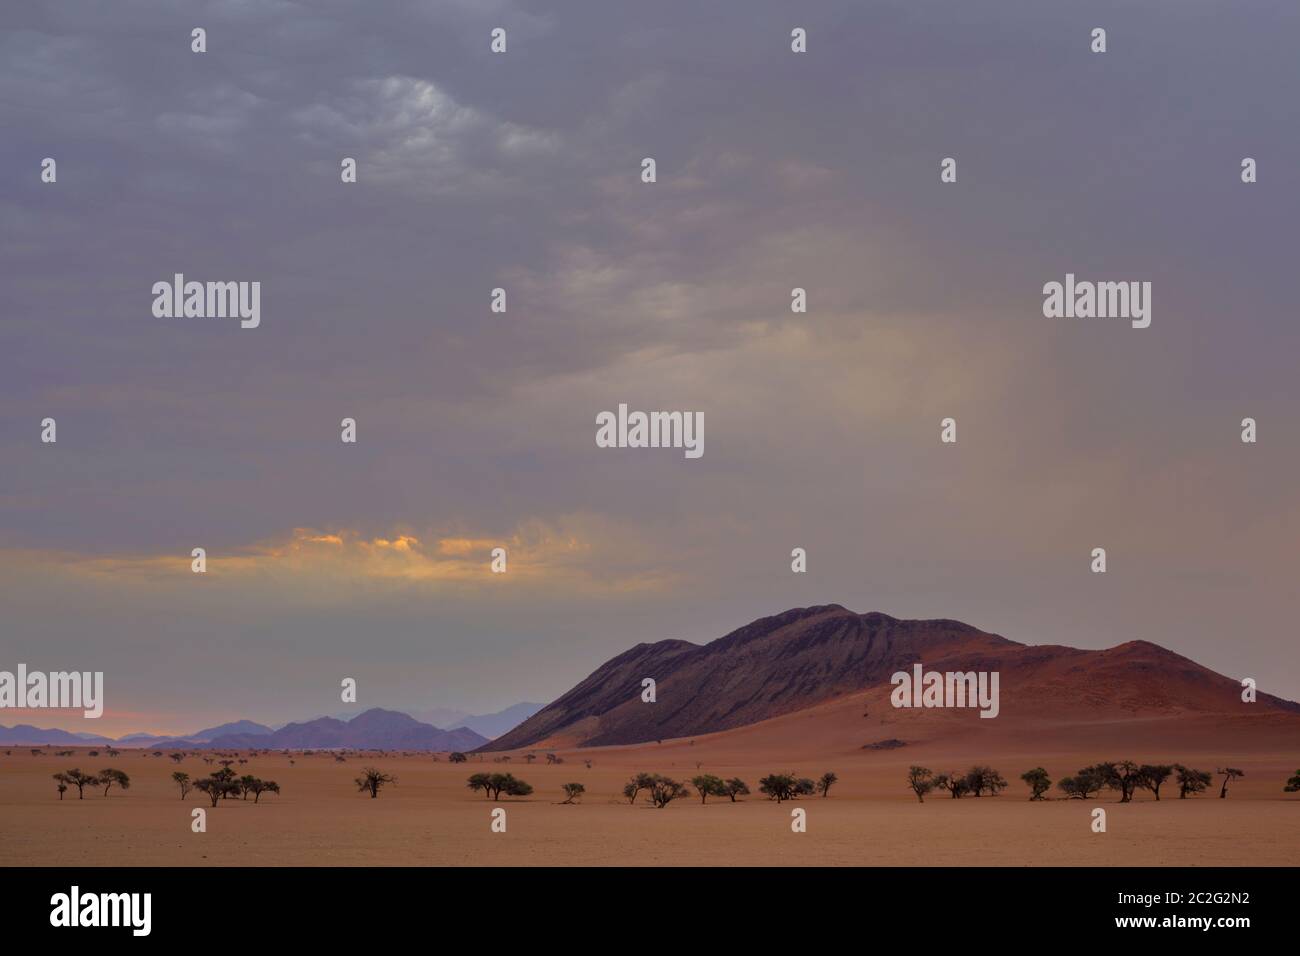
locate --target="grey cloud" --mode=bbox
[2,0,1298,726]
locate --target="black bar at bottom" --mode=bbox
[0,866,1283,939]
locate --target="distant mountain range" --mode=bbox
[0,724,116,747]
[0,705,536,750]
[406,702,543,739]
[149,708,487,751]
[485,604,1300,750]
[112,719,277,747]
[13,605,1293,756]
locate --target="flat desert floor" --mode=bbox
[2,724,1297,866]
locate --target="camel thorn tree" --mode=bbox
[1216,767,1244,799]
[1021,767,1051,800]
[355,767,396,799]
[560,782,585,804]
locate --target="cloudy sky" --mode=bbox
[3,0,1298,735]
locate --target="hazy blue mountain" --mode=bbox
[155,708,489,751]
[0,724,113,745]
[3,708,493,750]
[460,702,544,739]
[189,719,273,740]
[405,707,471,728]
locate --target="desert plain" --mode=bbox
[3,689,1296,867]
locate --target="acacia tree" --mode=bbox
[448,752,468,764]
[247,779,279,803]
[1139,764,1174,801]
[486,773,533,799]
[622,772,656,805]
[691,774,726,804]
[934,772,969,799]
[101,767,127,795]
[1216,767,1244,799]
[907,766,936,803]
[486,773,513,799]
[560,783,585,804]
[648,775,689,808]
[964,766,1008,797]
[355,767,396,799]
[1113,762,1144,802]
[723,778,750,802]
[1058,766,1106,799]
[53,773,75,800]
[238,775,258,800]
[211,766,238,799]
[172,771,192,799]
[59,768,97,800]
[816,772,838,798]
[1021,767,1051,800]
[193,776,238,807]
[1089,761,1144,803]
[987,768,1009,795]
[1175,765,1212,798]
[467,772,493,798]
[758,773,798,803]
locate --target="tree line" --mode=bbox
[49,758,1300,808]
[52,768,129,799]
[609,771,838,807]
[174,767,281,806]
[906,763,1273,802]
[49,765,281,806]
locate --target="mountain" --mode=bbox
[485,604,1300,751]
[460,703,544,739]
[189,719,273,741]
[114,733,177,746]
[406,703,543,739]
[2,709,486,751]
[0,724,113,746]
[0,725,196,747]
[405,707,472,729]
[173,708,488,751]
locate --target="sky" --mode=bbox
[2,0,1298,736]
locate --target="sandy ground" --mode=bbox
[2,726,1297,866]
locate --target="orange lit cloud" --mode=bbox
[0,518,676,598]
